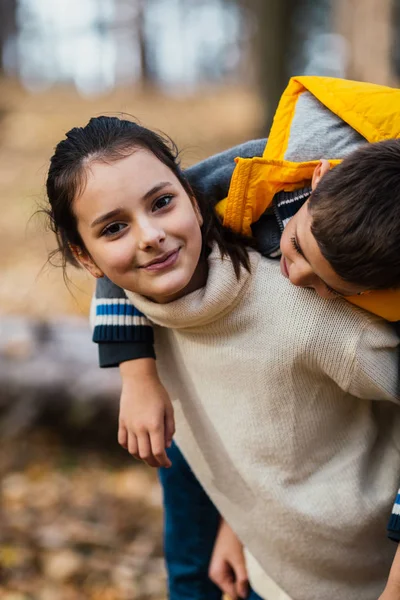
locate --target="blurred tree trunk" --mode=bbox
[334,0,395,85]
[246,0,298,133]
[136,0,153,87]
[0,0,17,75]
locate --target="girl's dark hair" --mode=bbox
[46,115,251,278]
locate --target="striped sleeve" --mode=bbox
[92,297,154,344]
[93,276,154,355]
[388,491,400,542]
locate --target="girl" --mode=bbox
[46,116,400,600]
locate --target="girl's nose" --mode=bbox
[137,221,166,250]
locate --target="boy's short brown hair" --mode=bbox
[309,139,400,290]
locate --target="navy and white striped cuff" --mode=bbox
[92,298,154,343]
[387,491,400,541]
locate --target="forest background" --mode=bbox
[0,1,398,598]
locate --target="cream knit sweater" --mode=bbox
[126,247,400,600]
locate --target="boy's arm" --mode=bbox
[118,357,174,469]
[93,275,155,368]
[388,494,400,543]
[94,139,267,368]
[93,277,174,467]
[339,320,400,598]
[185,138,266,205]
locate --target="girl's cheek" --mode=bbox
[103,240,135,272]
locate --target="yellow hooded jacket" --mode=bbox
[216,76,400,321]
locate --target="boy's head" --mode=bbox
[280,139,400,298]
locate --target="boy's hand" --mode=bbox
[209,519,249,600]
[118,358,175,468]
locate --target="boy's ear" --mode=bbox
[69,244,104,279]
[311,159,330,191]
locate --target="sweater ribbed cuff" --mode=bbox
[98,342,156,368]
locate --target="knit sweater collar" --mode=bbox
[125,244,258,329]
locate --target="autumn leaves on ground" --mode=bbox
[0,78,262,599]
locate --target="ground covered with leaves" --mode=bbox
[0,77,261,599]
[0,430,166,599]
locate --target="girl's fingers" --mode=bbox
[118,424,128,449]
[150,428,171,469]
[164,405,176,448]
[137,432,159,468]
[211,564,237,599]
[234,565,249,599]
[127,432,139,458]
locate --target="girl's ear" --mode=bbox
[69,244,104,279]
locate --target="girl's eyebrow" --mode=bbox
[90,181,173,228]
[91,208,122,228]
[142,181,172,201]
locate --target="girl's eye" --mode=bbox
[290,235,302,256]
[102,222,127,237]
[153,195,173,212]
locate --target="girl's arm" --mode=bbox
[209,518,249,600]
[379,543,400,600]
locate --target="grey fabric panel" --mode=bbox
[96,275,128,300]
[284,92,367,162]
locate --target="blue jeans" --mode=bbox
[158,441,263,600]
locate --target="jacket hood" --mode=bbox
[216,76,400,321]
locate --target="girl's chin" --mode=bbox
[146,288,187,304]
[142,277,193,303]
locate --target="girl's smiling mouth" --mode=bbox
[140,248,181,271]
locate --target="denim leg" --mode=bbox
[158,440,222,600]
[159,441,265,600]
[248,591,264,600]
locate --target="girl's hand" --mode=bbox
[379,543,400,600]
[209,519,249,600]
[118,358,175,468]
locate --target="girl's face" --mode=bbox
[72,149,204,303]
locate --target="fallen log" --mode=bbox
[0,317,121,437]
